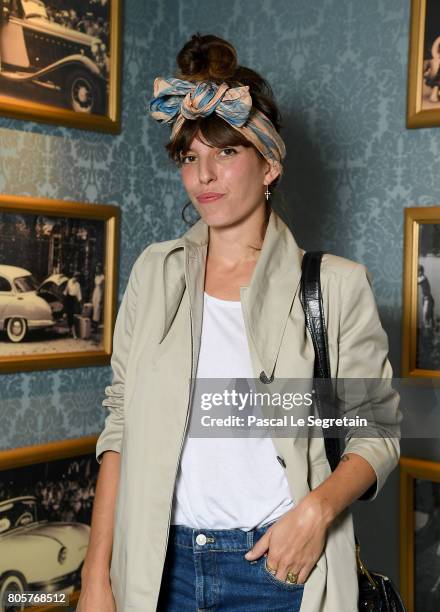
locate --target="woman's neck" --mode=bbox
[206,206,270,268]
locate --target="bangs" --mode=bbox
[165,114,262,164]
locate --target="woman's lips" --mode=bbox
[196,193,224,203]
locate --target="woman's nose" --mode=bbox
[198,158,217,183]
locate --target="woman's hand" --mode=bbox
[76,574,116,612]
[244,490,334,584]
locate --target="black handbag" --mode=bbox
[300,250,406,612]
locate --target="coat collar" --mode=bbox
[159,209,304,379]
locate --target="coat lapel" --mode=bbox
[158,209,304,381]
[240,211,304,379]
[159,245,186,343]
[158,217,208,350]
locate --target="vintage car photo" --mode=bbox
[0,195,119,374]
[0,0,108,114]
[0,266,78,343]
[400,457,440,611]
[0,437,98,611]
[0,265,57,343]
[0,495,90,610]
[0,212,108,352]
[0,0,122,132]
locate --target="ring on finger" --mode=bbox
[286,571,299,584]
[266,562,298,584]
[266,562,277,575]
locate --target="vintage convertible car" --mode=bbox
[0,0,108,114]
[0,264,55,342]
[0,496,90,611]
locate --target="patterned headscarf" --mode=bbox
[148,77,286,175]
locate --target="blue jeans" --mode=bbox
[157,520,304,611]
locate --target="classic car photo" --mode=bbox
[0,264,56,343]
[0,495,90,611]
[0,441,97,611]
[0,196,118,372]
[0,0,109,114]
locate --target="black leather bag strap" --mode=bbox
[300,251,341,472]
[301,253,407,611]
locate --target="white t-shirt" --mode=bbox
[170,291,294,531]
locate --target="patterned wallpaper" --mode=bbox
[0,0,184,449]
[0,0,437,584]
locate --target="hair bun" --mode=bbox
[176,33,238,82]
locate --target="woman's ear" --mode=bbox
[264,163,281,187]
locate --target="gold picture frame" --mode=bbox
[407,0,440,128]
[402,206,440,377]
[400,456,440,612]
[0,0,122,133]
[0,435,99,612]
[0,194,119,373]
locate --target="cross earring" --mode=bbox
[264,185,270,201]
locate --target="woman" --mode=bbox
[418,264,435,333]
[78,34,400,611]
[91,263,105,334]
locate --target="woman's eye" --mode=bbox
[180,148,237,164]
[220,148,237,156]
[181,154,196,164]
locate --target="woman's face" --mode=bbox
[179,132,279,228]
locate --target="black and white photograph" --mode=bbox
[402,207,440,377]
[408,0,440,127]
[0,195,119,374]
[421,0,440,111]
[0,211,106,348]
[416,223,440,370]
[0,436,98,611]
[0,0,122,132]
[401,457,440,612]
[414,477,440,611]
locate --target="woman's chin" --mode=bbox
[197,208,232,226]
[203,215,242,230]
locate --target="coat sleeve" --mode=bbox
[336,263,401,501]
[95,247,150,464]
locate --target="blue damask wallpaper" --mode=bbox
[0,0,437,584]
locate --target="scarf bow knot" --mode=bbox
[148,76,286,174]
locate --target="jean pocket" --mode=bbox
[260,556,305,591]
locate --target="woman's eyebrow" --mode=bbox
[183,145,237,154]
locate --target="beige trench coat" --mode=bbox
[96,209,400,611]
